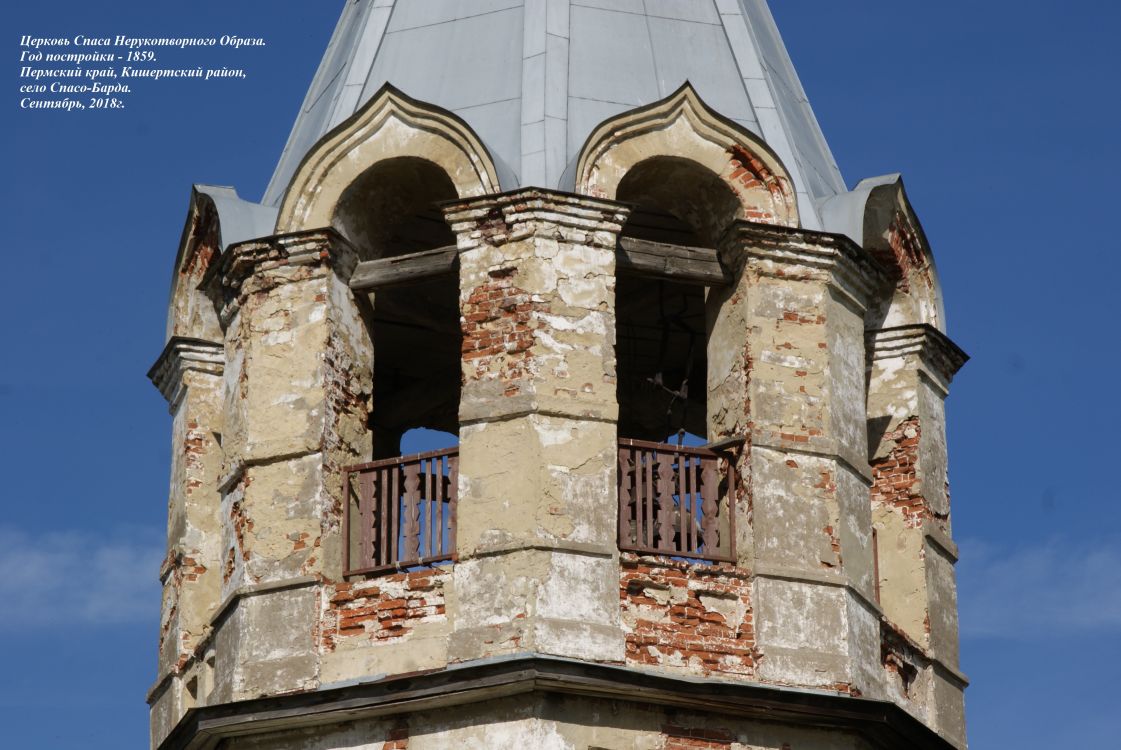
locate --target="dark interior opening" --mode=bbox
[614,157,742,444]
[333,158,462,459]
[334,156,457,260]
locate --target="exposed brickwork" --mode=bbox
[461,268,545,396]
[621,554,755,677]
[321,570,448,652]
[881,620,922,699]
[223,496,253,585]
[864,208,935,299]
[383,720,409,750]
[319,323,371,575]
[726,143,792,224]
[870,416,945,528]
[323,327,372,470]
[885,212,928,292]
[183,419,208,479]
[661,724,734,749]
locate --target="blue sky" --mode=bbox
[2,1,1118,747]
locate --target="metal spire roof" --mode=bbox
[263,0,847,229]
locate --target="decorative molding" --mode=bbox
[722,221,890,313]
[442,188,631,251]
[147,337,225,409]
[574,84,799,229]
[866,325,969,391]
[276,84,503,233]
[157,655,960,750]
[201,229,360,326]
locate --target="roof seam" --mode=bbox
[383,6,522,34]
[354,3,398,123]
[570,2,721,26]
[638,1,664,101]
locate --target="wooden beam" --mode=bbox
[350,245,458,292]
[350,237,729,292]
[616,236,730,286]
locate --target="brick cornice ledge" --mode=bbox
[147,337,225,408]
[202,228,361,323]
[866,325,969,393]
[442,188,632,249]
[722,220,891,313]
[158,655,959,750]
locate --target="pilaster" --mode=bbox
[443,189,630,663]
[147,337,225,744]
[721,223,889,695]
[205,229,372,702]
[867,324,968,743]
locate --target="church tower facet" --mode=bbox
[149,2,969,749]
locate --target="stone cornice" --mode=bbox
[442,188,632,250]
[721,221,891,313]
[866,325,969,391]
[201,228,361,325]
[147,337,225,408]
[157,655,958,750]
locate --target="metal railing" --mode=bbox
[617,438,737,563]
[343,447,458,576]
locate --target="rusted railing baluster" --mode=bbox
[678,452,688,555]
[700,457,719,553]
[342,448,460,574]
[656,454,676,551]
[359,470,376,566]
[378,467,389,567]
[425,458,434,558]
[402,462,421,561]
[685,456,695,555]
[433,458,442,558]
[614,438,740,564]
[644,450,655,548]
[390,465,399,564]
[618,447,632,547]
[633,448,643,546]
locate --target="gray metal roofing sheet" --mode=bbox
[261,0,853,231]
[194,185,278,249]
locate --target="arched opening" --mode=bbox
[332,157,461,461]
[334,156,457,260]
[617,156,742,248]
[613,157,744,563]
[337,160,463,577]
[614,157,740,444]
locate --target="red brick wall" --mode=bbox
[621,554,755,677]
[870,416,942,529]
[321,570,448,652]
[461,268,545,397]
[661,724,734,749]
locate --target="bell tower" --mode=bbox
[148,2,968,749]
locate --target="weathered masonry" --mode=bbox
[147,2,969,749]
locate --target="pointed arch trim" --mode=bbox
[573,84,799,229]
[822,175,945,331]
[276,85,504,234]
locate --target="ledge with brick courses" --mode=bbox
[148,337,225,409]
[720,220,891,313]
[866,325,968,395]
[621,555,757,678]
[323,570,449,651]
[157,654,959,750]
[199,228,360,327]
